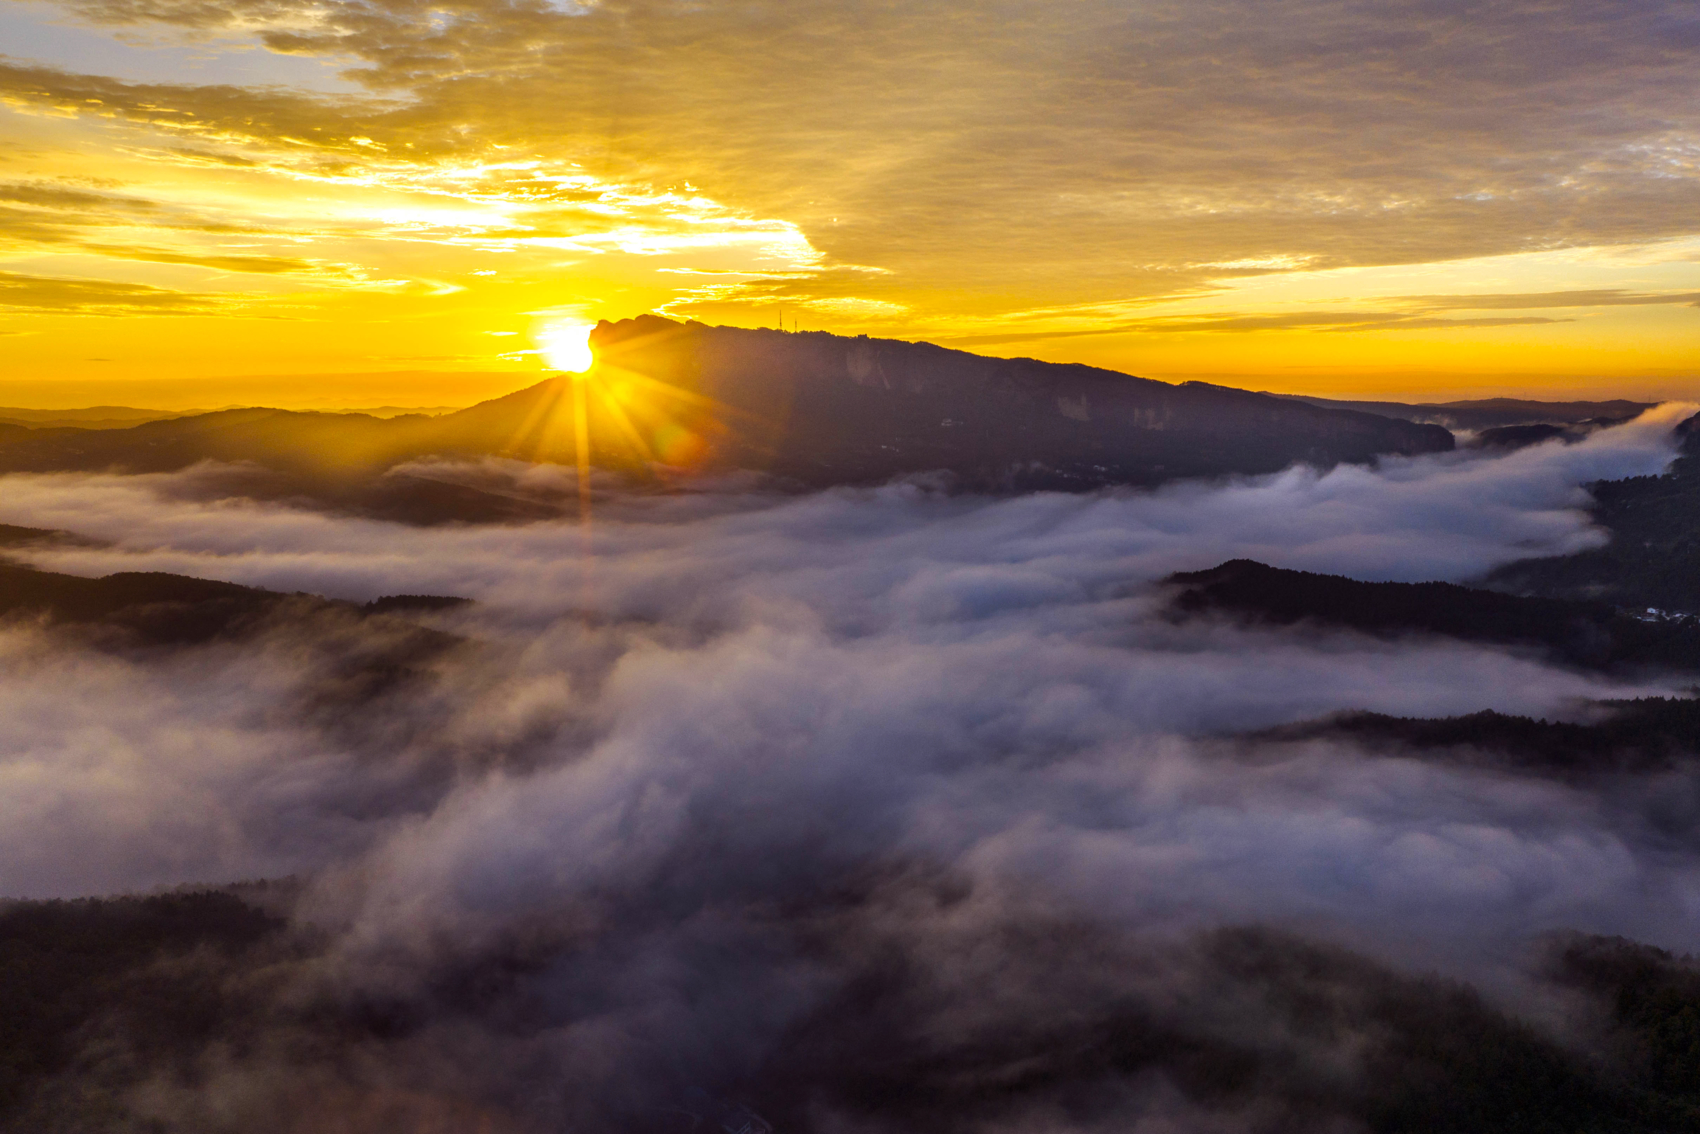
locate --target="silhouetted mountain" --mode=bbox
[0,318,1452,517]
[1165,558,1700,673]
[1255,698,1700,776]
[0,406,441,478]
[0,405,199,424]
[1276,394,1654,431]
[0,406,204,430]
[578,316,1452,489]
[1490,414,1700,614]
[1468,423,1611,448]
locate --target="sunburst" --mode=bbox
[537,322,596,374]
[523,319,785,527]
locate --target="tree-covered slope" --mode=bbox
[1164,558,1700,673]
[1489,414,1700,613]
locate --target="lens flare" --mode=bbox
[538,322,595,372]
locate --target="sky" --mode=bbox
[1,0,1698,407]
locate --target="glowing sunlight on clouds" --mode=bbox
[0,0,1697,401]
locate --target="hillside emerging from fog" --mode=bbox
[1490,413,1700,612]
[0,317,1451,516]
[1165,558,1700,673]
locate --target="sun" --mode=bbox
[537,321,595,372]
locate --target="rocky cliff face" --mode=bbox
[584,315,1453,489]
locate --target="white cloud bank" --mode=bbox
[0,410,1689,959]
[3,410,1699,1127]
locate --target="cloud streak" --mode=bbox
[0,267,226,312]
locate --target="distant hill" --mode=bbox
[0,559,465,651]
[0,411,571,524]
[1253,698,1700,777]
[0,406,202,431]
[0,405,198,421]
[0,405,456,429]
[1489,414,1700,613]
[1275,394,1654,431]
[1164,558,1700,673]
[0,317,1452,516]
[1468,422,1591,450]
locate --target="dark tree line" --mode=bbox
[7,886,1700,1133]
[1165,558,1700,674]
[1257,697,1700,776]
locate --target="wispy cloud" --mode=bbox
[5,0,1700,335]
[946,312,1576,345]
[1400,289,1700,311]
[0,268,225,312]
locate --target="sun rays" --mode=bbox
[508,321,759,533]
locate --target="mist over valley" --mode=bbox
[2,336,1700,1131]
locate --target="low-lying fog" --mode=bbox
[1,404,1696,1130]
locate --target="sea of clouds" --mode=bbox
[0,406,1697,1129]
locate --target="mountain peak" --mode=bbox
[0,317,1454,506]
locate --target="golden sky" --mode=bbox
[2,0,1698,407]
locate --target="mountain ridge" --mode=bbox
[1164,557,1700,673]
[579,315,1455,489]
[1274,393,1655,431]
[1488,414,1700,612]
[0,317,1452,512]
